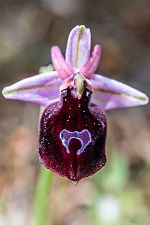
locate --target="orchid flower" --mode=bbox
[2,25,148,181]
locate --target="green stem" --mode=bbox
[33,166,53,225]
[33,66,55,225]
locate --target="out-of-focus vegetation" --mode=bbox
[0,0,150,225]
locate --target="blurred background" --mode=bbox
[0,0,150,225]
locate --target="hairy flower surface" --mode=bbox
[3,25,149,181]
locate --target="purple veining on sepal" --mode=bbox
[80,44,101,78]
[2,72,61,106]
[51,46,74,80]
[65,25,91,70]
[91,74,149,110]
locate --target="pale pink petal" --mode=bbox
[80,44,101,78]
[65,25,91,70]
[2,72,61,106]
[51,46,74,80]
[91,74,149,111]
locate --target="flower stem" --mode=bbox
[33,66,54,225]
[33,166,53,225]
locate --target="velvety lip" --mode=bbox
[39,87,107,181]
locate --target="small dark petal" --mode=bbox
[39,87,107,181]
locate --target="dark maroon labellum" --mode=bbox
[39,87,107,181]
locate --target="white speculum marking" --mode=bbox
[59,129,92,155]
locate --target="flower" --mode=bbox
[2,25,149,181]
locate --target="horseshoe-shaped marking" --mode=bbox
[60,129,92,155]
